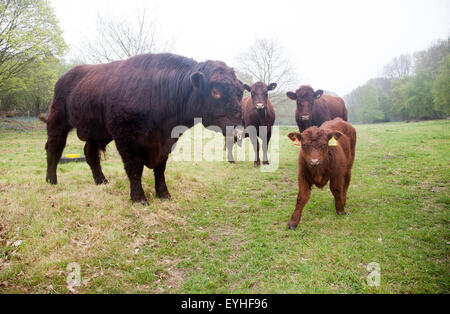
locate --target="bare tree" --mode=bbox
[235,38,298,92]
[79,6,173,64]
[382,54,413,80]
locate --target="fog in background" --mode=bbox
[50,0,449,96]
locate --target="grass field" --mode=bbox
[0,119,449,293]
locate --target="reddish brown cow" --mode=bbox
[226,82,277,166]
[41,53,244,204]
[286,85,348,132]
[287,118,356,230]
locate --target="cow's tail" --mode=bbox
[38,113,48,123]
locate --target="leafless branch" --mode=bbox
[78,6,174,64]
[235,38,298,92]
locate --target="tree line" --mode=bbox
[344,39,449,123]
[1,1,448,125]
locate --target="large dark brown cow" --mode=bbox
[41,53,244,204]
[226,82,277,166]
[287,118,356,230]
[286,85,348,132]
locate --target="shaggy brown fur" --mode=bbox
[41,53,244,204]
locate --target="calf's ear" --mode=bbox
[243,84,251,92]
[190,72,205,90]
[267,83,277,91]
[314,90,324,99]
[286,91,297,100]
[327,131,343,141]
[288,132,301,142]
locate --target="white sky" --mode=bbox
[49,0,449,96]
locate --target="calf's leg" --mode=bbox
[225,137,235,163]
[115,140,147,204]
[330,176,347,215]
[288,181,311,230]
[154,157,171,199]
[249,128,260,166]
[262,131,271,165]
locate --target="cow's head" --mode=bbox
[190,61,244,136]
[288,127,342,168]
[243,81,277,111]
[286,85,323,123]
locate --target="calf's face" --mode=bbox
[286,86,323,121]
[288,127,342,167]
[244,82,277,110]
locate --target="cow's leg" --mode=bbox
[45,120,71,185]
[115,140,147,204]
[249,128,260,167]
[344,170,351,195]
[330,176,347,215]
[288,180,311,230]
[262,131,271,165]
[154,157,171,199]
[84,140,108,185]
[225,136,235,163]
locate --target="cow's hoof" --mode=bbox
[254,162,261,167]
[95,178,108,185]
[228,161,235,164]
[157,192,172,200]
[132,196,148,204]
[287,224,297,230]
[337,211,347,215]
[46,176,57,185]
[263,161,270,165]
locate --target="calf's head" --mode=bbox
[243,81,277,110]
[190,61,244,136]
[286,85,323,123]
[288,127,342,168]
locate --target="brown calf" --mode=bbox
[226,81,277,166]
[287,118,356,229]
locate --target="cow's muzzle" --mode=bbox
[308,158,320,167]
[255,103,265,110]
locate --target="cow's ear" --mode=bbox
[243,84,251,92]
[327,131,342,141]
[267,83,277,91]
[314,90,324,99]
[286,91,297,100]
[288,132,301,142]
[190,72,205,90]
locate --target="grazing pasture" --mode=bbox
[0,119,448,293]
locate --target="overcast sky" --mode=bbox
[49,0,449,96]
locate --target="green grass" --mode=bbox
[0,119,449,293]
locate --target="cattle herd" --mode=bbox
[40,52,356,229]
